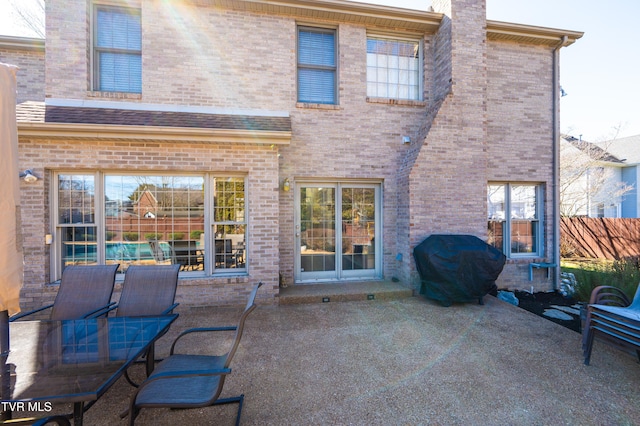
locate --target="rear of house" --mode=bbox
[3,0,582,309]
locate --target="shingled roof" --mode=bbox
[16,101,292,144]
[562,135,625,164]
[16,101,291,132]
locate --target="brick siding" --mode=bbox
[0,44,44,103]
[18,138,280,310]
[15,0,568,309]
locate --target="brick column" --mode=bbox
[398,0,488,287]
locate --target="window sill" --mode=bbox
[87,91,142,100]
[296,102,341,110]
[366,97,426,107]
[505,257,546,264]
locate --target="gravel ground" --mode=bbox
[23,296,640,425]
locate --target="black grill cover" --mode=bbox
[413,234,506,306]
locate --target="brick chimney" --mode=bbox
[396,0,489,284]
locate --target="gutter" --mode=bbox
[0,35,44,51]
[552,35,569,290]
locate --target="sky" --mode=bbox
[1,0,638,142]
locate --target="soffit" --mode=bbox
[185,0,443,33]
[487,20,583,47]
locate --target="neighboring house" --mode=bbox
[596,134,640,218]
[560,135,636,218]
[134,189,159,218]
[5,0,583,309]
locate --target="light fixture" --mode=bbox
[283,178,290,192]
[402,136,411,144]
[19,169,39,183]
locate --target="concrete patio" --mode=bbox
[46,292,640,425]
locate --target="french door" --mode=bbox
[295,182,381,283]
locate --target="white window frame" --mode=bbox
[297,25,338,105]
[487,183,544,258]
[92,4,142,93]
[294,180,382,283]
[51,172,248,280]
[211,176,248,273]
[366,34,423,101]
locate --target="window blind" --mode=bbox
[298,28,336,104]
[96,8,142,93]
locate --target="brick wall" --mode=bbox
[17,137,281,310]
[487,41,556,291]
[143,4,295,109]
[275,17,433,285]
[0,43,45,103]
[45,0,92,99]
[397,0,489,288]
[29,0,564,308]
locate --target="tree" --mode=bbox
[9,0,45,38]
[560,135,634,217]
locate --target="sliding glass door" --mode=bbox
[296,182,381,282]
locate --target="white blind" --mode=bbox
[298,28,336,104]
[96,8,142,93]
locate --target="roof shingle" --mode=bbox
[16,102,291,132]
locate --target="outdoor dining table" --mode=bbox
[1,314,178,425]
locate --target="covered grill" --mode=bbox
[413,234,506,306]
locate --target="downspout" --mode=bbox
[552,35,568,290]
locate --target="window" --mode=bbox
[367,36,421,100]
[54,173,247,278]
[212,178,246,270]
[487,183,543,257]
[297,27,337,104]
[57,175,97,266]
[94,6,142,93]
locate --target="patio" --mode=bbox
[38,294,640,425]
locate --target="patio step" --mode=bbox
[278,280,414,305]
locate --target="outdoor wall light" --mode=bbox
[19,169,39,183]
[283,177,291,192]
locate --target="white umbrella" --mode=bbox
[0,62,24,411]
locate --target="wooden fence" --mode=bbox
[561,217,640,260]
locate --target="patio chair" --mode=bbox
[113,264,181,318]
[148,240,171,265]
[91,264,181,384]
[123,282,263,426]
[583,284,640,365]
[10,264,119,322]
[169,240,204,271]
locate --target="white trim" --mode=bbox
[295,181,382,283]
[45,98,290,118]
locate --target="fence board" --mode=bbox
[561,217,640,260]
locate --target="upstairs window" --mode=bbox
[94,6,142,93]
[297,27,337,104]
[367,36,421,100]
